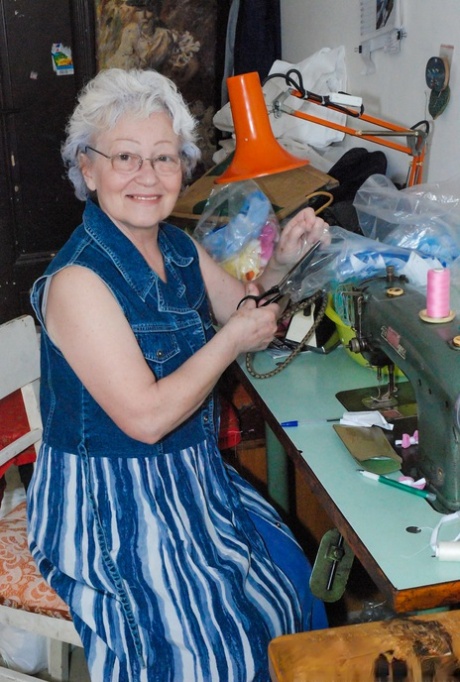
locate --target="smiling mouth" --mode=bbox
[129,194,161,201]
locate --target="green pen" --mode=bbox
[359,470,437,503]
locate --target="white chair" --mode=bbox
[0,316,81,682]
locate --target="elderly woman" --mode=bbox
[28,68,328,681]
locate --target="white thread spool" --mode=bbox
[435,541,460,561]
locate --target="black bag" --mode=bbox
[322,147,387,234]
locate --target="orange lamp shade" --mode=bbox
[216,71,309,184]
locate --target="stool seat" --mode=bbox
[269,609,460,681]
[0,501,70,620]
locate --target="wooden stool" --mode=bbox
[269,609,460,681]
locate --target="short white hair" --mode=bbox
[62,68,201,200]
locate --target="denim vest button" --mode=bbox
[203,415,209,423]
[156,350,163,358]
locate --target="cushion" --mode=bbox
[0,502,71,620]
[218,396,242,450]
[0,390,36,479]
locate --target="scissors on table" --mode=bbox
[237,240,322,309]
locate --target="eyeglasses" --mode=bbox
[84,146,182,176]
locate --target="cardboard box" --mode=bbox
[171,156,338,225]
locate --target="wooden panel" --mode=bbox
[269,609,460,681]
[0,0,95,322]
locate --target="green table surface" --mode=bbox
[237,346,460,610]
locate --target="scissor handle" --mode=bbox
[236,294,258,310]
[259,291,284,306]
[236,286,282,310]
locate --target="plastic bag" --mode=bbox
[193,180,280,281]
[354,174,460,265]
[291,224,443,302]
[450,257,460,312]
[0,623,47,674]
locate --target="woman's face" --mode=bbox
[81,111,183,237]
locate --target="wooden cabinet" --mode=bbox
[0,0,95,322]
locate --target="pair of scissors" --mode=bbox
[237,240,322,309]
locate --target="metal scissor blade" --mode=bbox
[236,240,322,310]
[276,240,322,296]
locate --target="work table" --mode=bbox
[234,346,460,613]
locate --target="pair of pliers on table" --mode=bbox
[237,240,322,309]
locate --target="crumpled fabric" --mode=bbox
[340,410,393,431]
[214,45,347,151]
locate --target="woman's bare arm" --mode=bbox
[45,265,279,444]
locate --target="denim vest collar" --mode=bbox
[82,199,194,303]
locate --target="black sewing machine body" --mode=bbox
[347,274,460,513]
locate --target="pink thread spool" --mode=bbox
[419,267,455,323]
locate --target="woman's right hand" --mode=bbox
[224,283,280,355]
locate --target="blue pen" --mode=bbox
[281,418,340,427]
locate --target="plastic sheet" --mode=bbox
[195,177,452,308]
[0,623,47,674]
[354,173,460,266]
[291,224,442,302]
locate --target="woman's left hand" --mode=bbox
[273,207,330,267]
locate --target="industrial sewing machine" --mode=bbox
[340,267,460,513]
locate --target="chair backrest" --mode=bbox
[0,316,42,470]
[0,317,81,679]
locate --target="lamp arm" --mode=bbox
[356,128,427,157]
[271,91,429,186]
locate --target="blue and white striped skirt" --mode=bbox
[27,441,326,681]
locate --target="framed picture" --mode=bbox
[95,0,222,170]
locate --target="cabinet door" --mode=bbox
[0,0,95,322]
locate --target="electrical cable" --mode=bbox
[245,289,327,379]
[244,190,334,379]
[263,70,363,118]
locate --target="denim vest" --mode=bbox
[30,200,218,458]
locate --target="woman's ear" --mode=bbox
[79,151,97,192]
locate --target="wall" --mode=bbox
[280,0,460,185]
